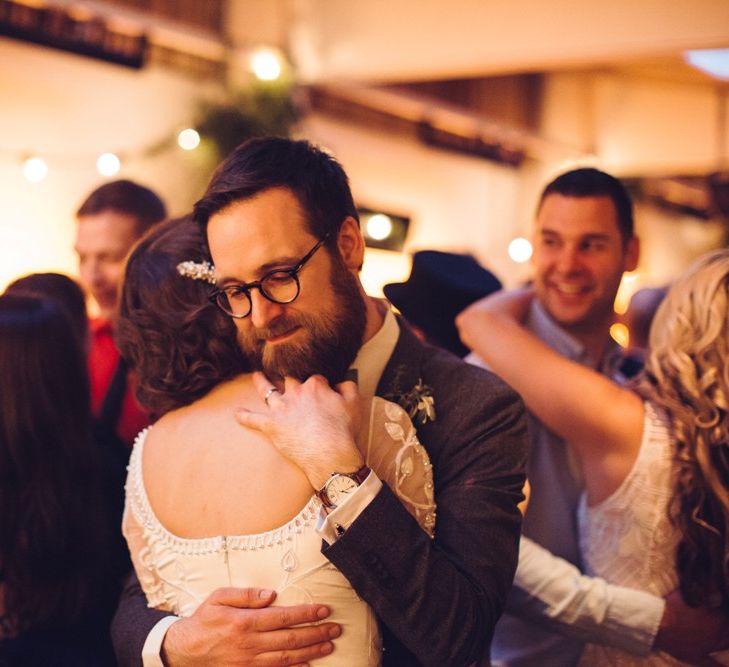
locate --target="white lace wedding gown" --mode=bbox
[578,401,729,666]
[123,396,436,667]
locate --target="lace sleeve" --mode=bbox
[363,397,436,537]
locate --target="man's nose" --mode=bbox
[249,289,286,329]
[555,246,581,274]
[80,258,101,285]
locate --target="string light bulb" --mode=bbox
[97,152,120,176]
[366,213,393,241]
[251,48,283,81]
[508,237,532,263]
[22,157,48,182]
[177,128,200,150]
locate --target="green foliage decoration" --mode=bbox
[196,81,300,160]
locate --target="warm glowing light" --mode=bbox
[610,322,629,347]
[508,237,532,263]
[97,152,120,176]
[366,214,393,241]
[360,247,410,298]
[614,272,639,314]
[22,157,48,182]
[178,128,200,150]
[251,48,282,81]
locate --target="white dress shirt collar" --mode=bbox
[352,301,399,397]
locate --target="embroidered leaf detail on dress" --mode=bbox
[281,549,298,572]
[385,421,405,441]
[400,455,414,477]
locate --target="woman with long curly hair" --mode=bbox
[457,248,729,665]
[0,295,124,666]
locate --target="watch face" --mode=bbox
[326,475,359,506]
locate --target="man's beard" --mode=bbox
[237,258,366,386]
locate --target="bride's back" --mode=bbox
[142,373,313,539]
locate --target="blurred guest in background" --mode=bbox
[4,271,129,522]
[463,167,657,665]
[74,179,166,449]
[0,294,126,666]
[5,271,88,348]
[459,249,729,665]
[384,249,502,357]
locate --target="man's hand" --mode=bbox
[235,372,364,489]
[653,589,729,665]
[161,587,341,666]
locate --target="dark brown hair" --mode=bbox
[193,136,358,249]
[538,167,635,245]
[117,216,247,417]
[76,179,167,236]
[0,295,118,633]
[5,272,88,345]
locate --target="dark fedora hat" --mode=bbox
[384,250,502,357]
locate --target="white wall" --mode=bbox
[540,70,729,175]
[0,39,217,291]
[301,113,528,294]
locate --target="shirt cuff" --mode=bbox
[603,588,665,656]
[142,616,179,667]
[316,470,382,544]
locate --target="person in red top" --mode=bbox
[74,179,167,448]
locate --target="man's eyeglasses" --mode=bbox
[209,234,329,319]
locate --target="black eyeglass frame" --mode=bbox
[209,233,330,319]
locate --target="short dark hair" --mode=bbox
[76,179,167,236]
[117,216,248,418]
[5,272,87,344]
[538,167,634,243]
[193,137,358,245]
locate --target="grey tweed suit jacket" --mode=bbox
[111,320,528,667]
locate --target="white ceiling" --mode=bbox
[280,0,729,84]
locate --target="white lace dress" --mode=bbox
[123,396,435,667]
[577,401,686,666]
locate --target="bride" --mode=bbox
[116,216,435,666]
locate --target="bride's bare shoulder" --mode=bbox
[144,374,259,457]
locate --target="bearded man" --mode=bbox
[111,137,529,667]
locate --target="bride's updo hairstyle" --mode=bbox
[117,216,247,418]
[634,248,729,611]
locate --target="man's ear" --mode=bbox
[337,217,365,270]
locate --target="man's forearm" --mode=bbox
[510,537,664,655]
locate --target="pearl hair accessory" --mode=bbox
[176,260,216,284]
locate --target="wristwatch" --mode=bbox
[316,464,371,510]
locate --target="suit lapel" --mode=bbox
[376,317,425,400]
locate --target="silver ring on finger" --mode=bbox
[264,386,279,407]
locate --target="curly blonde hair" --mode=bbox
[634,248,729,610]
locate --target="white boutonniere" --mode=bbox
[397,378,436,425]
